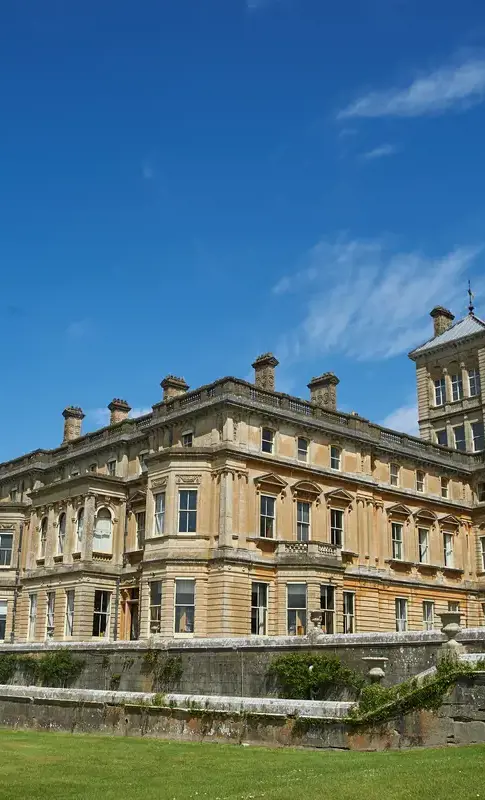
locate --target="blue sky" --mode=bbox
[2,0,485,462]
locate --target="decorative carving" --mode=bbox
[151,477,168,490]
[175,474,202,485]
[0,523,15,531]
[254,473,287,494]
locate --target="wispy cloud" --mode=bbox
[362,143,398,161]
[380,402,419,436]
[338,57,485,119]
[274,237,482,362]
[130,407,152,418]
[87,406,152,429]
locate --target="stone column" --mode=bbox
[464,416,473,452]
[82,494,96,561]
[365,500,373,561]
[218,470,233,547]
[356,497,366,561]
[461,362,468,398]
[237,472,248,548]
[45,505,55,568]
[375,503,384,564]
[443,367,451,404]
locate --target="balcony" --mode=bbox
[276,540,342,568]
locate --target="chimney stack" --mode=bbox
[252,353,279,392]
[62,406,85,443]
[108,398,131,425]
[308,373,339,411]
[430,306,454,337]
[161,375,189,402]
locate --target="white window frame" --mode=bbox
[174,578,195,636]
[261,427,274,454]
[343,591,355,634]
[251,582,268,636]
[418,528,429,564]
[390,463,399,487]
[107,459,116,477]
[423,601,434,631]
[92,590,111,638]
[330,445,341,471]
[260,494,276,539]
[441,477,449,499]
[296,500,310,542]
[0,532,13,567]
[320,584,335,634]
[416,470,425,493]
[287,583,307,636]
[93,507,113,554]
[391,522,403,561]
[136,511,146,548]
[154,492,166,536]
[443,532,454,568]
[480,537,485,572]
[395,597,408,632]
[451,374,463,402]
[149,580,162,634]
[297,437,309,462]
[65,590,75,638]
[46,591,55,639]
[182,430,193,448]
[28,593,37,641]
[448,601,460,612]
[471,421,485,452]
[436,429,448,447]
[434,377,446,406]
[469,368,481,397]
[330,508,344,548]
[453,425,466,452]
[76,508,84,549]
[178,489,197,534]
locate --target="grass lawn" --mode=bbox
[0,730,483,800]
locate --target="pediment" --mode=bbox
[291,480,321,498]
[325,489,353,504]
[414,508,437,522]
[254,473,288,492]
[387,503,412,517]
[128,489,147,506]
[439,514,461,528]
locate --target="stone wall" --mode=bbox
[1,628,485,696]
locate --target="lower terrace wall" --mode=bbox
[0,675,485,750]
[1,628,485,696]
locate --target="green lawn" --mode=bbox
[0,730,483,800]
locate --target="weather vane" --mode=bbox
[468,280,475,315]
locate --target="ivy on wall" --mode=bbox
[267,653,364,700]
[142,651,183,692]
[0,651,85,688]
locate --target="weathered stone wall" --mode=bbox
[1,629,485,696]
[0,675,484,750]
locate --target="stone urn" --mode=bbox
[438,612,464,662]
[362,656,389,684]
[308,610,323,641]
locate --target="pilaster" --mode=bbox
[82,494,96,562]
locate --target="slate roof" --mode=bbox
[409,313,485,357]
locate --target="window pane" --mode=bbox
[287,584,306,609]
[454,426,466,451]
[175,580,195,606]
[436,430,448,446]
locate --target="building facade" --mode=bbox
[1,307,485,643]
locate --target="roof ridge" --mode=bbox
[409,312,485,357]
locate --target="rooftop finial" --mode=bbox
[468,280,475,315]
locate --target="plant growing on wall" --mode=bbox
[267,653,364,700]
[143,651,183,691]
[18,651,85,688]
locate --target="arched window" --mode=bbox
[93,508,112,554]
[57,513,67,555]
[76,508,84,548]
[39,517,48,559]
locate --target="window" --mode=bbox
[107,460,116,477]
[423,601,434,631]
[320,585,335,634]
[92,590,110,637]
[434,377,446,406]
[261,427,274,454]
[416,470,425,493]
[287,584,307,636]
[0,601,7,640]
[65,590,75,637]
[448,601,460,612]
[136,512,146,548]
[260,495,276,538]
[174,579,195,634]
[76,508,84,548]
[443,532,454,567]
[391,522,403,560]
[395,598,408,632]
[296,501,310,542]
[469,368,481,397]
[297,437,308,462]
[93,508,113,553]
[478,483,485,503]
[10,487,18,502]
[453,425,466,452]
[451,374,463,401]
[436,429,448,447]
[182,431,193,448]
[480,537,485,572]
[472,422,485,452]
[57,513,66,555]
[343,592,355,634]
[0,533,13,567]
[154,493,166,535]
[330,445,341,470]
[390,463,399,487]
[39,518,47,559]
[149,581,162,634]
[28,594,37,640]
[418,528,429,564]
[178,490,197,533]
[330,509,344,548]
[89,463,97,473]
[441,477,449,499]
[46,591,55,638]
[251,582,268,635]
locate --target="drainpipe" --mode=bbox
[10,522,24,643]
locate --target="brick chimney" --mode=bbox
[108,398,131,425]
[430,306,454,337]
[308,373,339,411]
[161,375,189,401]
[252,353,279,391]
[62,407,85,442]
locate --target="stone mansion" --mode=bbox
[1,304,485,643]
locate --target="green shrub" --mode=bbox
[18,651,85,688]
[0,654,19,684]
[267,653,364,700]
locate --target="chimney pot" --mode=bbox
[160,375,189,401]
[430,306,454,337]
[108,398,131,425]
[308,372,339,411]
[62,406,85,443]
[251,353,279,391]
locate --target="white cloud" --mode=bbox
[275,237,482,362]
[130,407,152,418]
[380,402,419,436]
[338,57,485,119]
[362,143,398,161]
[89,408,110,427]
